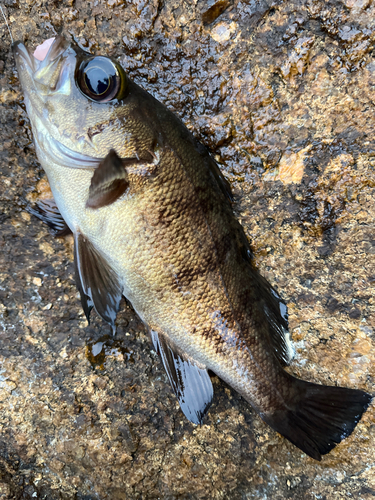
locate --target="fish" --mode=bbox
[12,34,372,461]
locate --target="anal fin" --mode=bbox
[151,330,213,424]
[28,199,71,236]
[74,232,122,333]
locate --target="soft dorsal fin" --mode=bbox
[150,330,213,424]
[74,232,122,333]
[86,149,130,209]
[28,198,71,236]
[255,272,294,366]
[235,225,292,365]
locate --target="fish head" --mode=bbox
[13,35,131,167]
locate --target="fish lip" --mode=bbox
[12,40,38,72]
[41,35,71,64]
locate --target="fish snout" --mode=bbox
[13,35,71,91]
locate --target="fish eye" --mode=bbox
[76,56,127,102]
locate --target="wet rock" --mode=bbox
[0,0,374,498]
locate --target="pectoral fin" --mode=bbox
[150,330,213,424]
[28,199,71,236]
[86,149,130,209]
[74,232,122,333]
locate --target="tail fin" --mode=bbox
[263,380,372,461]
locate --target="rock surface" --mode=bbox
[0,0,374,498]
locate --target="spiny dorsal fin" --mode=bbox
[86,149,130,209]
[28,198,71,236]
[206,154,233,202]
[150,330,213,424]
[194,140,233,202]
[74,232,122,333]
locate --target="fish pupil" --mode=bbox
[85,67,110,95]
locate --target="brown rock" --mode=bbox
[0,0,374,498]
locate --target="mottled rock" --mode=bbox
[0,0,374,498]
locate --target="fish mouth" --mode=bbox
[13,35,74,101]
[13,35,70,75]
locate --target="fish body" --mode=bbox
[13,36,372,460]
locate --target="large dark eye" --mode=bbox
[77,56,126,102]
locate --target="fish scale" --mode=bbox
[13,34,372,461]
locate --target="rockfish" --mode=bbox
[13,35,372,460]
